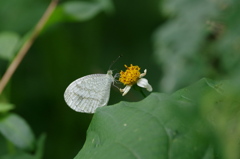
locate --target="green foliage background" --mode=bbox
[0,0,240,158]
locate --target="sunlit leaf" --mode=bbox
[0,103,14,113]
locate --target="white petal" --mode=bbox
[139,69,147,78]
[137,78,152,92]
[120,85,132,96]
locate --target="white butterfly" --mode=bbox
[64,70,114,113]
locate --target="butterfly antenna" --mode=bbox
[108,54,123,70]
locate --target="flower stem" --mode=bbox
[140,89,146,97]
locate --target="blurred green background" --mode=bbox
[0,0,163,158]
[1,0,240,158]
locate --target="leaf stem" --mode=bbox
[0,0,59,95]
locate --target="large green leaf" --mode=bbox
[74,78,225,159]
[0,113,35,151]
[200,81,240,159]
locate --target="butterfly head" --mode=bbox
[107,70,113,75]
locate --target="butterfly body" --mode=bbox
[64,70,114,113]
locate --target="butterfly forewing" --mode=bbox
[64,71,114,113]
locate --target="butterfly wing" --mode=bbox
[64,73,114,113]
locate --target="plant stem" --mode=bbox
[0,0,59,95]
[140,89,146,97]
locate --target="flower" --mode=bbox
[119,64,152,96]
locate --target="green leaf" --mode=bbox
[94,0,114,14]
[0,134,8,156]
[0,32,20,61]
[199,80,240,159]
[0,152,34,159]
[63,1,102,21]
[0,113,35,151]
[34,133,46,159]
[0,103,14,113]
[0,134,46,159]
[213,1,240,74]
[45,1,102,28]
[75,78,220,159]
[76,78,240,159]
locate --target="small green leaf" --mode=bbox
[63,1,102,21]
[0,103,14,113]
[0,113,35,151]
[94,0,114,14]
[0,32,20,61]
[46,1,102,28]
[34,134,47,159]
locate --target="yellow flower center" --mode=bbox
[119,64,141,85]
